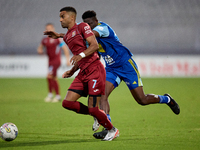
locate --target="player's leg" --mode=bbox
[100,71,121,121]
[100,81,115,116]
[92,68,121,139]
[130,86,163,105]
[92,69,120,131]
[62,76,90,114]
[92,81,115,132]
[130,86,180,114]
[88,96,113,129]
[51,76,61,102]
[88,61,119,141]
[44,66,54,102]
[92,81,115,138]
[62,90,89,114]
[88,95,119,141]
[125,58,180,114]
[51,64,61,102]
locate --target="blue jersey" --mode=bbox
[93,22,133,68]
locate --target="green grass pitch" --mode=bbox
[0,78,200,150]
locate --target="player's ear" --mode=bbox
[71,12,76,20]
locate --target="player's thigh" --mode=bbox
[104,81,115,97]
[87,64,106,96]
[121,58,143,90]
[52,64,60,77]
[105,68,122,90]
[48,64,60,77]
[68,76,88,97]
[64,90,81,102]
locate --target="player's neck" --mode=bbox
[67,22,76,30]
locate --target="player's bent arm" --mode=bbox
[80,35,99,57]
[62,45,71,66]
[37,44,44,54]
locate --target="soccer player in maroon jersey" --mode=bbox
[37,23,70,102]
[43,6,119,141]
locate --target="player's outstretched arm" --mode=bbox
[44,31,65,39]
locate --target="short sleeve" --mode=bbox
[93,25,109,37]
[78,22,94,39]
[58,38,65,47]
[41,38,45,45]
[59,41,65,47]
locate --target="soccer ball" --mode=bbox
[0,123,18,141]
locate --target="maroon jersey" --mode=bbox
[63,22,99,70]
[41,37,63,65]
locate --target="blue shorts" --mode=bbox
[106,58,143,90]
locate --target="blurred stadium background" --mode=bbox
[0,0,200,77]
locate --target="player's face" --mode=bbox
[45,25,55,32]
[59,11,71,28]
[83,18,98,30]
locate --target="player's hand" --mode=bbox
[62,70,74,78]
[70,55,82,65]
[37,49,44,55]
[44,31,60,39]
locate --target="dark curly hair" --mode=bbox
[82,10,96,19]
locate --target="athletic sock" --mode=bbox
[158,95,170,103]
[89,107,113,130]
[53,79,59,95]
[47,78,53,93]
[107,114,112,122]
[62,100,89,115]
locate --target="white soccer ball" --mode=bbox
[0,123,18,141]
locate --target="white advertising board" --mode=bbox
[0,55,199,78]
[134,55,200,77]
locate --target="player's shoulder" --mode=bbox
[41,36,48,43]
[77,22,90,28]
[95,21,108,30]
[98,21,109,27]
[93,22,109,34]
[77,22,93,36]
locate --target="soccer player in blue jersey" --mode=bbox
[82,10,180,139]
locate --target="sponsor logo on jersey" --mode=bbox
[97,26,104,31]
[84,25,90,30]
[72,31,76,37]
[85,30,92,34]
[93,89,99,92]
